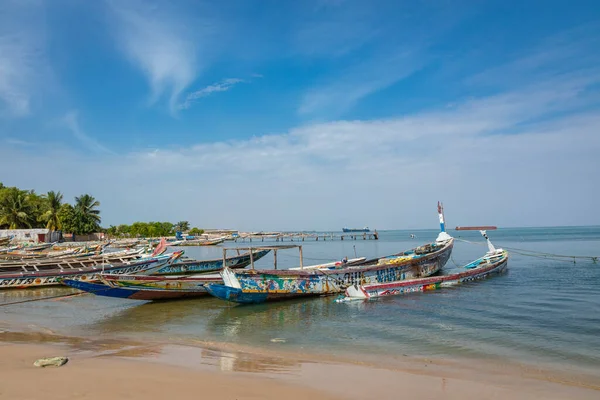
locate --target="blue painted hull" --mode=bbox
[61,279,134,299]
[205,284,268,304]
[61,278,210,301]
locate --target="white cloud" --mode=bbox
[106,0,209,114]
[179,78,244,110]
[1,73,598,230]
[0,1,46,117]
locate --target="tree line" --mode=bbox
[0,183,101,235]
[105,221,204,238]
[0,184,205,238]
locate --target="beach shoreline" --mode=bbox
[1,327,599,400]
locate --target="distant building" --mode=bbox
[0,229,62,243]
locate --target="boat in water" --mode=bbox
[338,230,507,301]
[205,204,454,304]
[342,227,370,232]
[61,273,222,301]
[59,249,272,300]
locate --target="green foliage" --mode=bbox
[124,221,174,238]
[188,227,204,236]
[39,191,63,231]
[175,221,190,232]
[0,187,35,229]
[58,204,78,234]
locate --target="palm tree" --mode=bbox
[175,221,190,232]
[40,191,63,231]
[75,194,101,224]
[0,188,34,229]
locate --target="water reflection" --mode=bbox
[198,347,301,373]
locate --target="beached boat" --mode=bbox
[338,231,508,301]
[205,204,454,304]
[137,249,270,275]
[342,227,370,232]
[0,251,184,289]
[0,248,147,273]
[60,273,221,301]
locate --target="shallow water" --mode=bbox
[1,227,599,375]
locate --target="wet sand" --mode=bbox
[1,335,599,400]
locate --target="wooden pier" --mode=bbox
[234,232,379,243]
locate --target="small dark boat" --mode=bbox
[342,227,370,232]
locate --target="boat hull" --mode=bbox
[205,284,269,304]
[61,279,209,300]
[342,250,508,300]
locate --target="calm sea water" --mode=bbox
[2,227,600,374]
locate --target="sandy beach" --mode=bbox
[1,334,599,400]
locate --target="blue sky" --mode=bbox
[1,0,599,230]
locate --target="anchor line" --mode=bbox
[0,291,86,307]
[455,238,598,263]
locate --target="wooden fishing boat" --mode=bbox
[0,248,146,273]
[20,242,56,252]
[0,252,183,289]
[338,231,508,301]
[177,237,226,246]
[137,249,270,275]
[205,204,454,304]
[60,273,222,301]
[57,250,271,300]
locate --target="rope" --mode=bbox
[455,238,598,264]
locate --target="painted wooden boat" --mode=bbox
[0,248,146,272]
[338,229,508,302]
[176,237,226,246]
[205,204,454,304]
[138,249,270,275]
[339,250,508,301]
[205,236,453,304]
[60,273,222,300]
[0,252,182,290]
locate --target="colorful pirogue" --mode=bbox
[0,238,270,289]
[61,273,222,300]
[205,204,455,304]
[337,230,508,301]
[0,251,183,289]
[58,249,271,299]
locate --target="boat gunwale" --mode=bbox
[231,238,454,277]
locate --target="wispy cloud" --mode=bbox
[63,111,114,155]
[106,0,210,114]
[298,50,425,117]
[179,78,244,110]
[0,1,46,117]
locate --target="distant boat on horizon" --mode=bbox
[342,227,371,232]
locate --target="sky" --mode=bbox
[1,0,599,231]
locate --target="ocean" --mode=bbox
[1,226,599,375]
